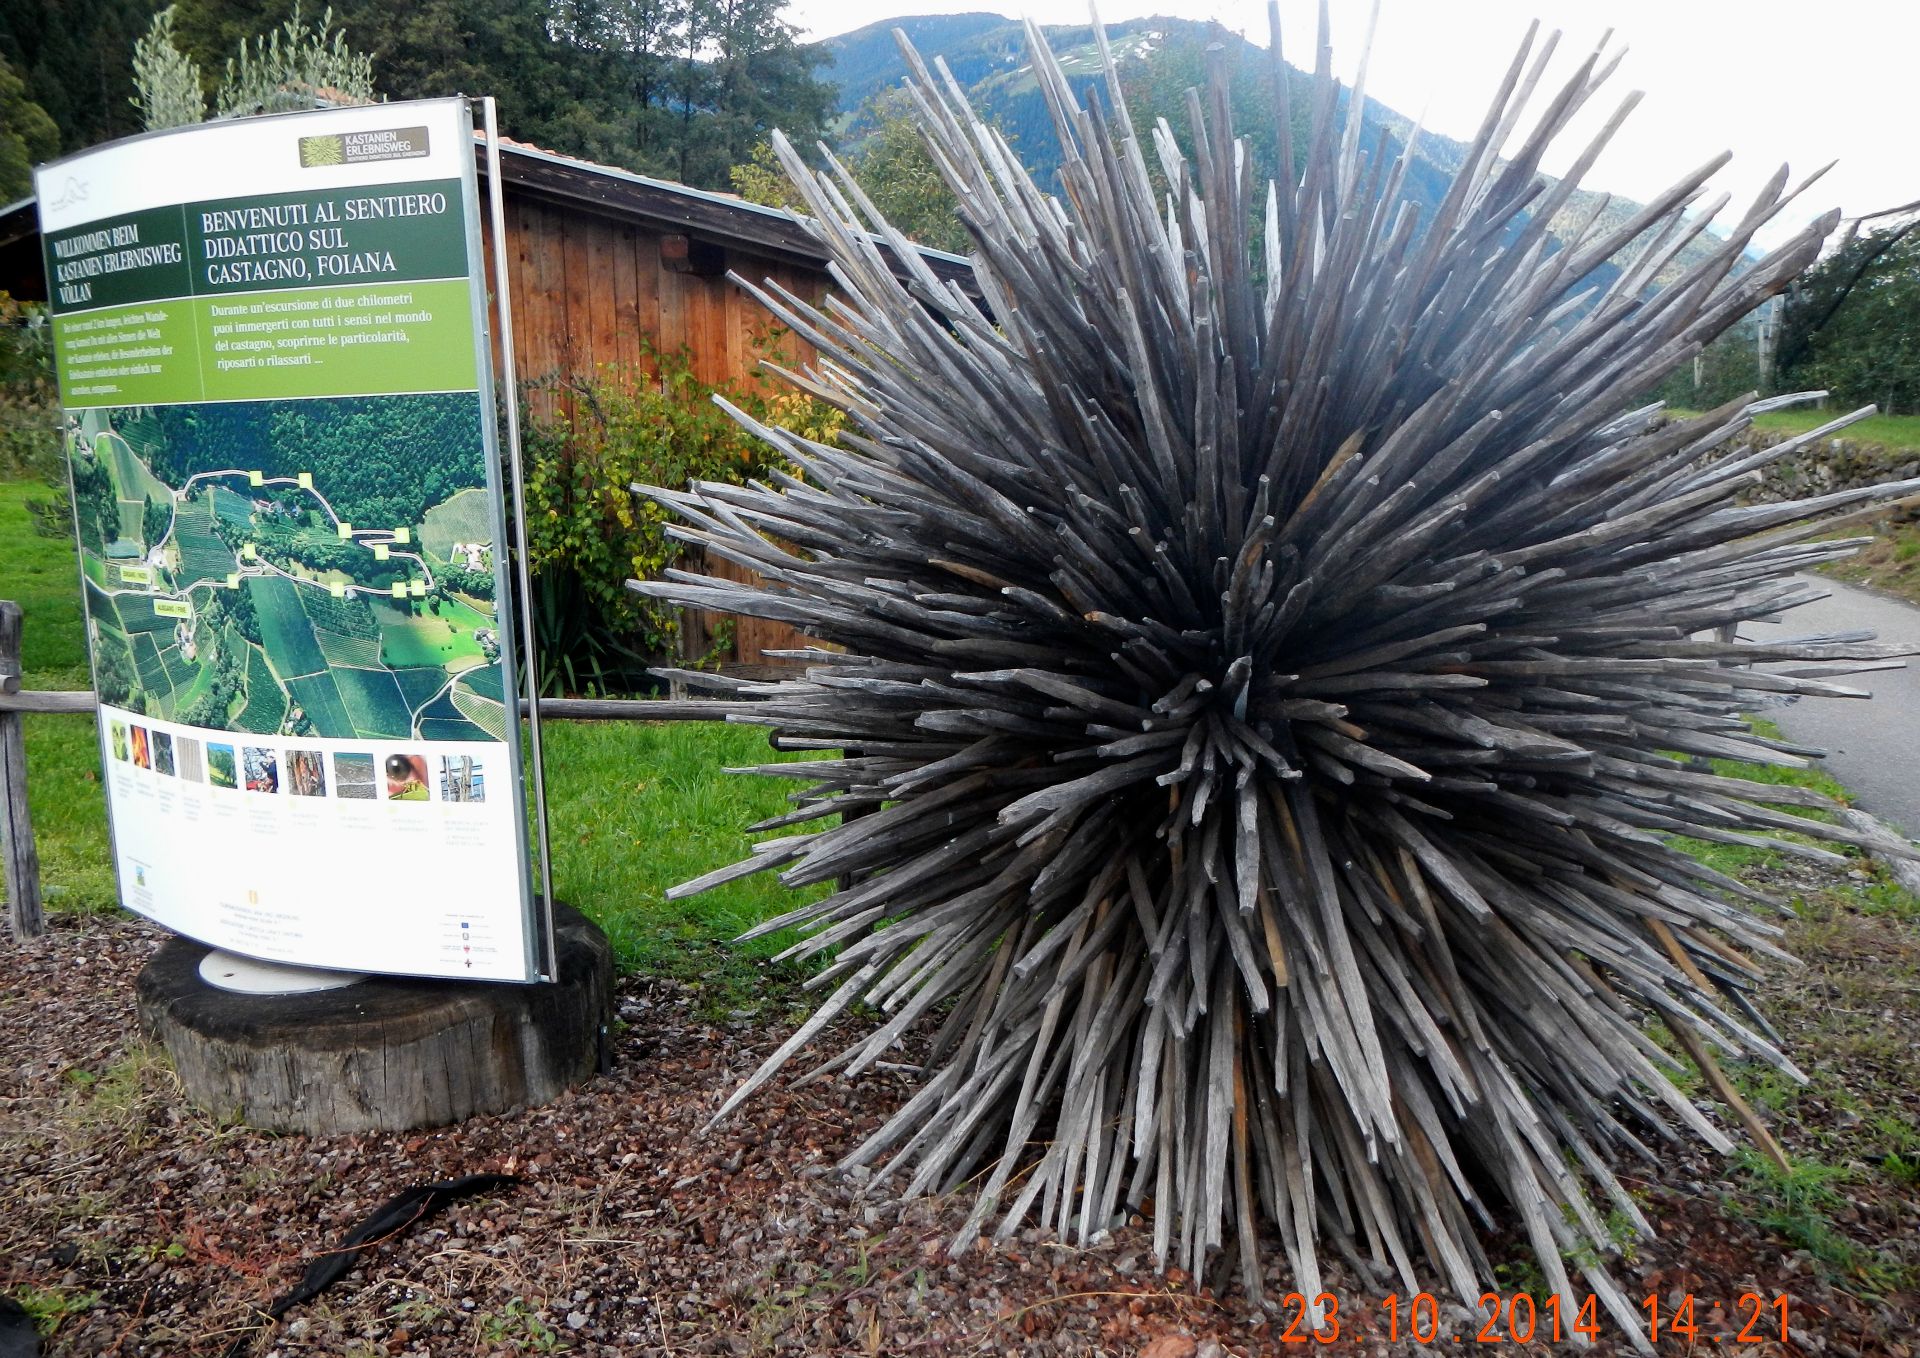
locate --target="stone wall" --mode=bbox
[1726,428,1920,518]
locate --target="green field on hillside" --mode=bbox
[235,645,288,733]
[247,575,329,680]
[332,665,413,737]
[171,496,234,586]
[420,486,496,564]
[374,596,488,668]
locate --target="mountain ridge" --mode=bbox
[821,13,1735,279]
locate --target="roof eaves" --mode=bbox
[484,138,974,277]
[0,196,37,248]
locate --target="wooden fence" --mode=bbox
[1,602,46,940]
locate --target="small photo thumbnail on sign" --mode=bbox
[385,753,430,802]
[333,752,378,800]
[109,721,129,761]
[207,743,238,789]
[243,747,280,794]
[152,731,176,777]
[176,736,205,783]
[439,755,485,803]
[288,749,327,797]
[130,726,151,770]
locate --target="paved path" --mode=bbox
[1740,576,1920,836]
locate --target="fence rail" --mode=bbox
[0,599,727,941]
[0,689,97,714]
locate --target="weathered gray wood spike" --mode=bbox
[628,6,1919,1337]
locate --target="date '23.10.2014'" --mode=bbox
[1257,1291,1791,1345]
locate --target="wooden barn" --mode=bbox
[0,136,975,666]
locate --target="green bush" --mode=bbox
[521,343,839,694]
[0,293,58,483]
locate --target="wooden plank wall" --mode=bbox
[482,196,823,420]
[479,194,829,668]
[687,552,821,667]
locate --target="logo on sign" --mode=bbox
[45,177,89,211]
[299,126,431,167]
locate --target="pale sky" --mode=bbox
[786,0,1919,252]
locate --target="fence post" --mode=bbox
[0,601,45,940]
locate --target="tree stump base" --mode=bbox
[135,902,612,1135]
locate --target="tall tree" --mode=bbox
[669,0,714,183]
[0,53,61,199]
[645,0,832,187]
[162,0,833,191]
[732,89,968,254]
[616,0,685,162]
[0,0,159,154]
[340,0,627,162]
[1781,218,1920,414]
[700,0,832,185]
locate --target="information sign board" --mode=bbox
[36,99,542,981]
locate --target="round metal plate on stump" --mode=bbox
[136,902,612,1135]
[197,950,368,995]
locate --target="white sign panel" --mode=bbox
[37,99,543,981]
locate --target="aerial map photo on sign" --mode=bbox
[69,396,507,742]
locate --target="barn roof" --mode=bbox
[0,133,977,303]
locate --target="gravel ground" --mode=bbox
[3,865,1918,1358]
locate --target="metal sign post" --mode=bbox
[476,95,558,980]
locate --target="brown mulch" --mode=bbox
[2,868,1918,1358]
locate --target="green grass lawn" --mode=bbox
[1820,512,1920,606]
[1670,405,1920,450]
[539,719,827,1004]
[2,479,90,684]
[1,474,828,1005]
[0,479,120,917]
[1748,407,1920,449]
